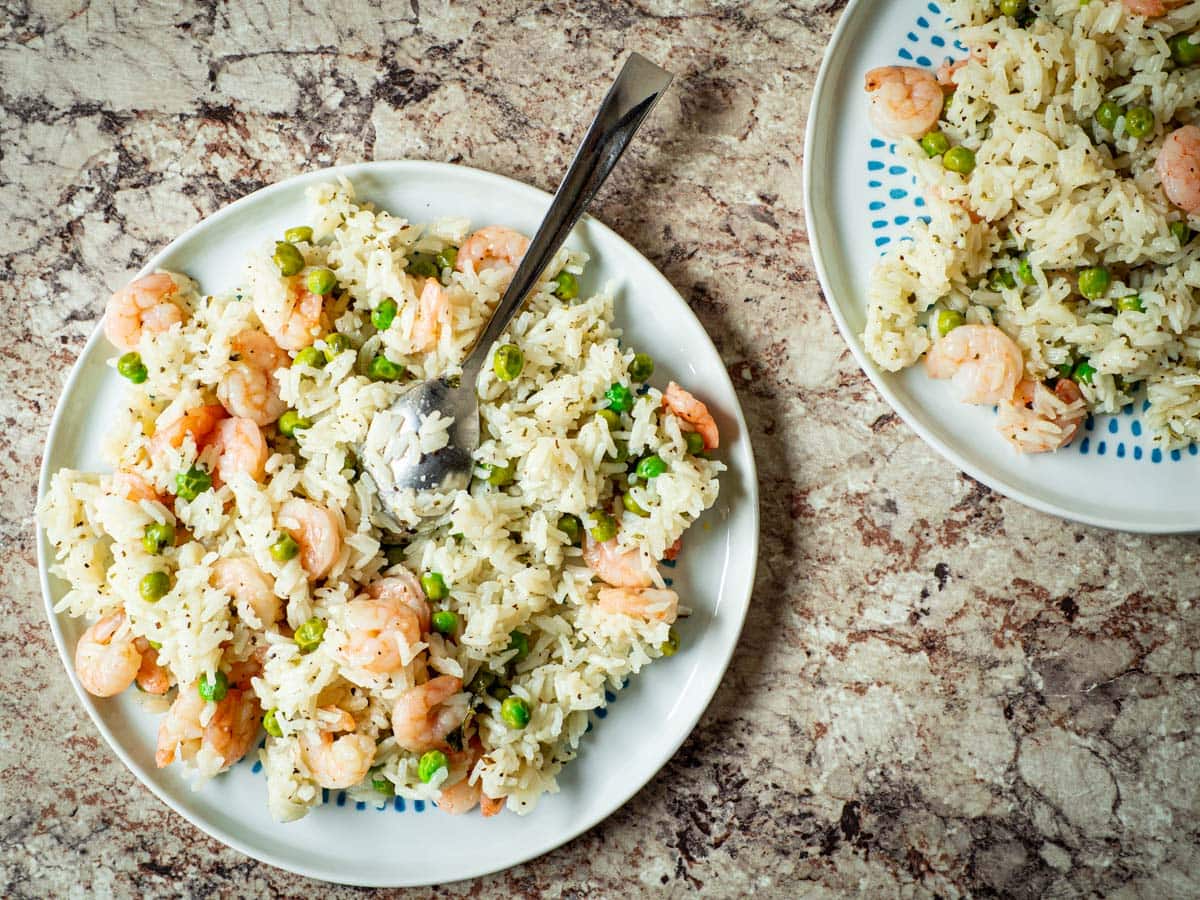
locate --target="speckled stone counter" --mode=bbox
[3,2,1198,896]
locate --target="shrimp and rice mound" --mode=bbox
[864,0,1200,451]
[39,178,724,821]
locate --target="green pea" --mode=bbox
[593,408,621,433]
[605,383,634,413]
[293,346,325,369]
[408,255,439,278]
[553,271,578,300]
[197,670,228,703]
[142,522,175,555]
[371,298,397,331]
[263,708,283,738]
[418,749,449,783]
[934,308,965,337]
[1170,221,1193,244]
[628,353,655,382]
[942,146,976,175]
[1169,32,1200,66]
[273,241,305,276]
[621,492,650,517]
[684,431,706,455]
[1095,101,1123,131]
[989,268,1017,291]
[117,352,149,384]
[372,774,393,795]
[942,90,956,117]
[660,627,680,657]
[436,246,458,270]
[270,534,299,562]
[587,510,617,542]
[277,410,310,437]
[1077,266,1111,300]
[507,631,530,661]
[557,514,582,545]
[1117,294,1144,313]
[493,344,525,382]
[295,617,326,653]
[368,355,404,381]
[323,333,352,360]
[421,571,448,601]
[999,0,1027,16]
[1125,106,1154,139]
[500,696,531,729]
[485,461,514,487]
[139,570,171,603]
[174,467,211,501]
[432,610,459,635]
[636,455,667,479]
[1072,361,1096,385]
[920,130,950,158]
[306,268,337,296]
[469,669,497,695]
[1017,257,1036,285]
[1057,362,1074,379]
[284,226,314,244]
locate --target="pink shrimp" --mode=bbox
[134,638,172,695]
[156,682,261,771]
[1156,125,1200,215]
[366,570,431,635]
[455,226,530,281]
[924,324,1024,405]
[1122,0,1185,17]
[278,498,343,580]
[391,675,467,753]
[596,587,680,624]
[663,382,720,451]
[337,595,422,674]
[864,66,944,139]
[110,471,160,503]
[217,330,289,426]
[74,612,142,698]
[148,404,226,464]
[411,277,449,353]
[255,275,326,351]
[298,709,375,789]
[583,532,654,589]
[937,58,968,89]
[103,272,186,352]
[436,739,485,815]
[996,379,1088,453]
[212,558,281,628]
[208,416,268,485]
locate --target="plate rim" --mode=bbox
[803,0,1198,535]
[35,159,761,885]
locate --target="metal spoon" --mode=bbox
[362,53,673,521]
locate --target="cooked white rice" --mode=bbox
[864,0,1200,446]
[39,178,724,821]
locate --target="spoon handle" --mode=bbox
[466,53,673,368]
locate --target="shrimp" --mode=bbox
[411,277,449,353]
[937,57,968,89]
[864,66,944,140]
[155,681,260,771]
[663,382,720,451]
[480,794,504,817]
[996,379,1087,453]
[110,471,160,503]
[148,404,226,464]
[455,226,530,280]
[278,499,343,580]
[298,710,375,790]
[208,417,268,485]
[256,276,326,351]
[924,324,1024,405]
[583,532,654,589]
[75,612,141,698]
[367,570,431,634]
[1122,0,1185,17]
[103,272,186,352]
[217,330,288,426]
[663,537,682,562]
[437,741,485,815]
[212,558,281,628]
[337,595,422,673]
[596,587,680,624]
[134,637,172,695]
[1156,125,1200,215]
[391,675,467,753]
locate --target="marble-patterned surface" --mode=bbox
[3,1,1198,896]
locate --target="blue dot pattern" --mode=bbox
[868,3,1195,462]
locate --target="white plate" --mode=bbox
[804,0,1200,533]
[36,161,759,886]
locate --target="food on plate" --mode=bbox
[863,0,1200,451]
[39,178,724,821]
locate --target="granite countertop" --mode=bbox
[3,2,1198,897]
